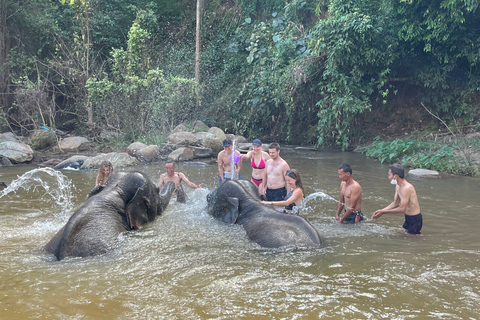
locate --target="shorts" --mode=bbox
[251,177,262,186]
[219,173,242,184]
[265,187,286,201]
[403,213,423,234]
[344,211,364,224]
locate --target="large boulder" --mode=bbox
[59,137,92,152]
[207,127,226,141]
[30,129,56,150]
[192,120,208,131]
[136,145,160,162]
[167,147,195,161]
[54,155,90,170]
[168,131,200,146]
[172,123,189,133]
[0,132,19,143]
[81,152,140,169]
[408,168,441,178]
[0,141,34,163]
[202,133,223,153]
[126,142,148,157]
[190,146,213,158]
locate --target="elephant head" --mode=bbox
[45,171,176,260]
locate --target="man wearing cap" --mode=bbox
[262,142,290,201]
[218,138,243,183]
[242,139,271,194]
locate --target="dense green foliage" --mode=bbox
[360,136,478,176]
[1,0,479,149]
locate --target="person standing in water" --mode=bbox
[372,163,423,234]
[335,163,364,224]
[95,161,114,186]
[158,160,203,203]
[242,139,271,194]
[217,138,243,183]
[262,142,290,201]
[262,169,304,214]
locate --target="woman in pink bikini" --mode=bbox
[243,139,271,194]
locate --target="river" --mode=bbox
[1,148,479,319]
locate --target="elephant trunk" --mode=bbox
[157,181,175,214]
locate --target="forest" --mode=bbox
[1,0,479,151]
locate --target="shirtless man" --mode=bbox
[217,138,243,183]
[372,163,423,234]
[335,163,364,224]
[158,160,203,203]
[262,143,290,201]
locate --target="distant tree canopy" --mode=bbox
[1,0,479,147]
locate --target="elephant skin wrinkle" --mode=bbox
[206,180,321,249]
[45,172,175,260]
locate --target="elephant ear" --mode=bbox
[125,186,151,229]
[222,197,240,224]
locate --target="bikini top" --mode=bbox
[251,155,266,169]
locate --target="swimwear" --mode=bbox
[283,188,301,214]
[251,156,265,169]
[251,176,262,186]
[403,213,423,234]
[266,187,286,201]
[343,211,364,224]
[219,172,242,184]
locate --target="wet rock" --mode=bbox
[191,146,213,158]
[39,158,64,168]
[0,141,34,163]
[408,168,441,178]
[1,156,12,166]
[168,131,200,146]
[54,155,89,170]
[0,132,19,143]
[126,142,148,157]
[135,145,160,163]
[168,147,195,161]
[202,133,223,153]
[81,152,139,169]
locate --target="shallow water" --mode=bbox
[1,149,479,319]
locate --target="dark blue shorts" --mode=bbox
[403,213,423,234]
[266,187,286,201]
[344,211,364,224]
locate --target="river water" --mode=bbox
[0,148,479,319]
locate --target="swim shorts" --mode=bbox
[218,173,242,184]
[265,187,287,201]
[343,211,364,224]
[403,213,423,234]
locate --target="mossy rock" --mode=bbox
[30,129,56,150]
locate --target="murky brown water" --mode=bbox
[1,148,479,319]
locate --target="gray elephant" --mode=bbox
[45,171,175,260]
[206,179,321,248]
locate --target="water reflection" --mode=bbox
[0,150,479,319]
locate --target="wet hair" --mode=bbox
[338,163,352,174]
[286,169,304,194]
[97,161,113,181]
[165,160,175,167]
[389,163,404,179]
[269,142,280,151]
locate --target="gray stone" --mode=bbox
[191,146,213,158]
[30,129,56,150]
[0,141,34,163]
[207,127,226,141]
[59,137,91,152]
[54,155,90,170]
[167,147,195,161]
[172,123,189,133]
[202,133,223,153]
[168,131,200,146]
[81,152,140,169]
[192,120,208,131]
[135,145,160,162]
[0,132,19,143]
[126,142,148,157]
[408,168,440,178]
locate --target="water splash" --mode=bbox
[0,167,75,213]
[230,139,239,180]
[294,191,353,215]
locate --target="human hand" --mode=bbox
[371,210,383,219]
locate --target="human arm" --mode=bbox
[178,173,203,189]
[335,183,345,221]
[282,162,291,192]
[158,174,165,189]
[217,152,225,183]
[95,175,101,186]
[261,189,303,207]
[372,187,407,219]
[262,160,270,195]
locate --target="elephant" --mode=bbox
[45,171,175,260]
[206,179,321,248]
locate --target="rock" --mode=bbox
[190,146,213,158]
[168,131,200,146]
[172,123,189,133]
[54,155,90,170]
[100,130,122,142]
[234,135,248,143]
[408,168,441,178]
[126,142,148,157]
[207,127,226,141]
[81,152,140,169]
[30,129,56,150]
[39,158,64,168]
[59,137,92,152]
[0,141,34,163]
[0,132,19,143]
[202,133,223,153]
[167,147,195,161]
[192,120,208,131]
[1,156,13,166]
[194,132,210,144]
[135,145,160,162]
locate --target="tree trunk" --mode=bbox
[195,0,203,108]
[0,0,12,116]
